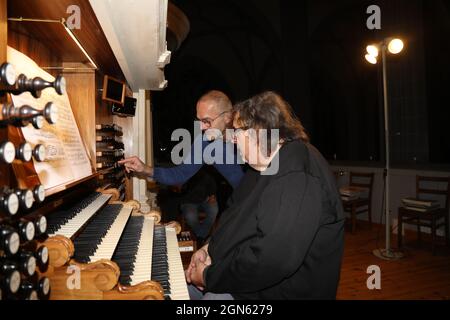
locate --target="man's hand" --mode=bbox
[185,244,210,284]
[190,261,208,290]
[118,156,153,178]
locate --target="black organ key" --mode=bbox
[151,226,171,296]
[111,216,144,285]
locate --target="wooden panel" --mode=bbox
[95,71,113,126]
[145,91,153,167]
[7,0,125,81]
[8,22,63,70]
[62,63,96,171]
[95,73,134,200]
[7,3,62,72]
[114,114,134,200]
[0,0,11,189]
[0,0,6,62]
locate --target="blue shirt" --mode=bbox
[153,135,244,189]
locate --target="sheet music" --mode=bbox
[7,46,93,190]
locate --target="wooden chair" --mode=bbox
[398,176,450,254]
[342,172,375,233]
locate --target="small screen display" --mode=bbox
[112,96,136,117]
[106,78,124,103]
[102,75,125,105]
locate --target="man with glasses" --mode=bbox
[119,90,244,189]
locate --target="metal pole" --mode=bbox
[373,40,403,260]
[382,44,391,254]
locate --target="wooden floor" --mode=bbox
[337,220,450,300]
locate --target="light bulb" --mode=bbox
[365,54,378,64]
[388,38,404,54]
[366,45,379,57]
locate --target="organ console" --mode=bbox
[0,0,189,301]
[37,193,188,300]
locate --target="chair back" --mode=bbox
[349,172,375,202]
[415,176,450,211]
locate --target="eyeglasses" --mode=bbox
[195,110,230,128]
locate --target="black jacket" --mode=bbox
[180,168,217,203]
[204,140,345,299]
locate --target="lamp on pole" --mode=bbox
[365,37,405,260]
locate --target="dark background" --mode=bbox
[151,0,450,169]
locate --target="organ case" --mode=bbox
[0,0,188,300]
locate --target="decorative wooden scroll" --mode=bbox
[103,281,164,300]
[44,235,74,268]
[41,233,165,300]
[136,207,162,224]
[98,187,120,201]
[164,220,182,235]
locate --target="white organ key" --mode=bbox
[48,194,111,239]
[89,205,133,262]
[165,227,190,300]
[130,217,154,285]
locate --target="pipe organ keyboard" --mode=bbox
[47,193,112,239]
[42,192,189,300]
[112,217,190,300]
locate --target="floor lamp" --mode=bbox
[365,38,405,260]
